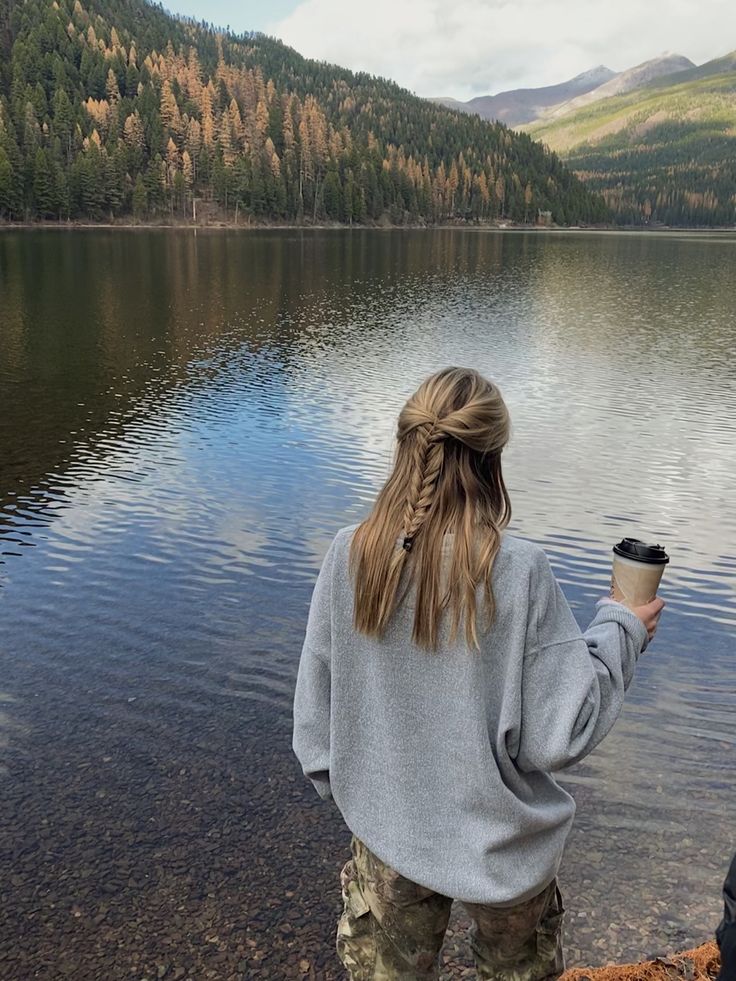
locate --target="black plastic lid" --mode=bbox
[613,538,669,565]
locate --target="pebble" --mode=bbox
[0,695,726,979]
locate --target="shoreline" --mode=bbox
[2,219,736,234]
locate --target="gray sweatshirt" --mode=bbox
[292,525,648,905]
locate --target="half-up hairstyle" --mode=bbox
[350,367,511,651]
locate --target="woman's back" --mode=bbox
[294,523,647,905]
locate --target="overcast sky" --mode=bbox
[168,0,735,100]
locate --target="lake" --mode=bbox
[0,228,734,980]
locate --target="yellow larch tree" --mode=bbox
[182,150,194,188]
[122,110,144,149]
[200,82,216,148]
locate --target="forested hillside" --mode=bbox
[528,53,736,226]
[0,0,608,225]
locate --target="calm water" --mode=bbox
[1,228,735,980]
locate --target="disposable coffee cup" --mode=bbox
[611,538,669,608]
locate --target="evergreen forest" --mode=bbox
[0,0,609,225]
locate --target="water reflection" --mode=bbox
[0,228,734,977]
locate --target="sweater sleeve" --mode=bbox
[292,534,338,801]
[515,549,649,774]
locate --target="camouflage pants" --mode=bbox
[336,837,565,981]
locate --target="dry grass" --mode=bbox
[563,942,721,981]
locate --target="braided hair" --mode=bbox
[351,367,511,650]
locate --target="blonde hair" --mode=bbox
[350,367,511,651]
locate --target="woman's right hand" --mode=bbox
[631,596,666,642]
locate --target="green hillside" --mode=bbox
[0,0,607,225]
[527,53,736,226]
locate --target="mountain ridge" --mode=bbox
[540,53,695,122]
[526,48,736,226]
[431,66,616,126]
[432,52,709,128]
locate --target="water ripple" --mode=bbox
[0,228,735,970]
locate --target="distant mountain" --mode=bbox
[649,48,736,86]
[541,53,695,121]
[527,49,736,226]
[431,54,696,129]
[432,66,616,126]
[432,97,468,112]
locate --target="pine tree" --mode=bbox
[342,169,355,224]
[250,156,266,214]
[323,167,340,219]
[0,145,15,217]
[173,170,185,214]
[231,156,250,213]
[52,89,75,164]
[33,147,56,217]
[74,142,105,218]
[132,172,147,221]
[105,147,125,216]
[143,154,166,214]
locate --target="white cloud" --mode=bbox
[267,0,736,100]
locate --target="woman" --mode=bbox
[293,367,664,980]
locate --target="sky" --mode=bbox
[167,0,736,101]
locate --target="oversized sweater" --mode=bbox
[292,524,649,905]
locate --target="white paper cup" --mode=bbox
[611,538,669,608]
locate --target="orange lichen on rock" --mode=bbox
[563,942,721,981]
